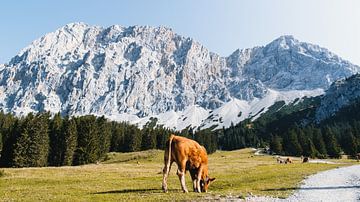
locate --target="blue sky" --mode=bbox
[1,0,359,65]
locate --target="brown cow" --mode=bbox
[303,157,309,163]
[162,134,215,193]
[276,157,292,164]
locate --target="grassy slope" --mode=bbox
[0,149,357,201]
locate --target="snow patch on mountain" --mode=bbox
[0,23,359,130]
[100,88,324,131]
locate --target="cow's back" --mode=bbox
[170,136,208,169]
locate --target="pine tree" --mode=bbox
[0,119,18,167]
[141,127,156,150]
[0,113,16,166]
[270,135,283,154]
[11,118,28,167]
[0,132,2,154]
[297,128,308,154]
[283,129,303,156]
[312,128,327,158]
[73,115,99,165]
[341,129,358,157]
[110,122,125,152]
[303,138,317,158]
[96,116,111,159]
[12,113,50,167]
[48,113,63,166]
[125,125,142,152]
[61,117,77,166]
[323,127,341,158]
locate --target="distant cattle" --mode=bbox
[277,157,292,164]
[277,157,285,164]
[162,134,215,193]
[303,157,309,163]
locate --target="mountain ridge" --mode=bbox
[0,22,358,130]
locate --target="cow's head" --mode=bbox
[200,176,216,192]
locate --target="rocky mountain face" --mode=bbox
[0,23,358,130]
[316,74,360,122]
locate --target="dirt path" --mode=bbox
[246,164,360,202]
[286,164,360,202]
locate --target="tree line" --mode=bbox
[1,97,360,168]
[218,99,360,159]
[0,112,217,168]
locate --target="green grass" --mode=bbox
[0,170,5,177]
[0,149,358,201]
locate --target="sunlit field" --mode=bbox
[0,149,357,201]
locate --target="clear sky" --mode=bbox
[0,0,359,65]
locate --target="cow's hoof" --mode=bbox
[162,186,168,193]
[183,190,189,193]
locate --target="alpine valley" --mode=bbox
[0,22,359,131]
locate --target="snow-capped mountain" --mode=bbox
[0,23,358,130]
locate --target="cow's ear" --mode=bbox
[209,177,215,182]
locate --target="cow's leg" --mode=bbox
[196,167,203,193]
[189,169,197,192]
[176,161,188,193]
[162,160,173,193]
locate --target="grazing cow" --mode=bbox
[162,134,215,193]
[303,157,309,163]
[277,157,285,164]
[276,157,292,164]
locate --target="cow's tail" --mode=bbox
[165,134,175,174]
[162,134,175,192]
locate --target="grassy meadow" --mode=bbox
[0,149,357,201]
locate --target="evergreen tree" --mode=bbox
[323,127,341,158]
[0,120,17,167]
[156,127,171,150]
[341,130,358,157]
[12,119,29,167]
[141,127,156,150]
[61,117,77,166]
[96,116,112,159]
[125,125,142,152]
[283,129,303,156]
[12,113,50,167]
[303,138,317,158]
[110,122,125,152]
[48,113,63,166]
[73,115,99,165]
[270,134,283,154]
[0,132,2,154]
[312,128,327,158]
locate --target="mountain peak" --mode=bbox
[63,22,89,29]
[1,23,359,130]
[266,35,299,51]
[277,35,296,41]
[56,22,94,35]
